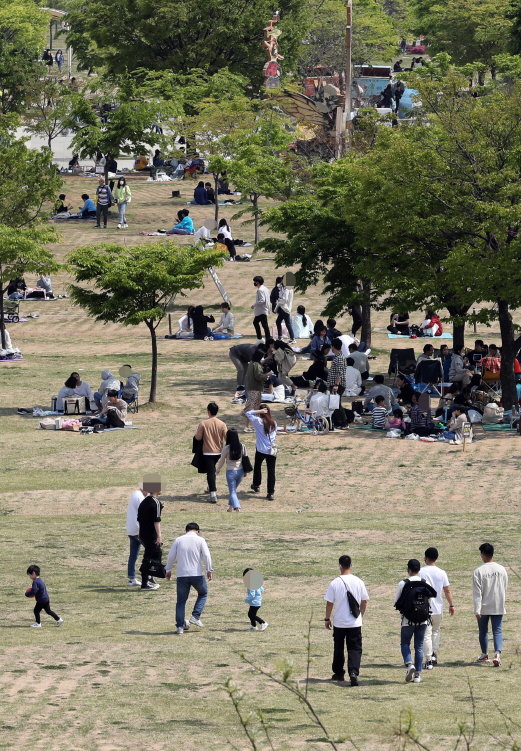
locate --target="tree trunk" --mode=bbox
[497,299,519,409]
[446,304,471,351]
[104,154,110,186]
[360,278,371,347]
[147,321,158,403]
[214,173,219,223]
[0,278,5,350]
[253,193,259,245]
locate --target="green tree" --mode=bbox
[67,241,227,403]
[65,0,308,85]
[25,80,75,153]
[0,225,59,349]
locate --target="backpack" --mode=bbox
[394,579,437,625]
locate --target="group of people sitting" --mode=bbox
[55,368,140,421]
[177,302,236,339]
[190,181,216,205]
[388,309,444,337]
[7,276,56,300]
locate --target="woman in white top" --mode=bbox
[70,371,94,406]
[177,305,195,334]
[217,218,232,240]
[216,428,249,511]
[56,375,79,411]
[292,305,314,339]
[212,302,235,336]
[246,404,278,501]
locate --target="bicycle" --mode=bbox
[283,400,329,436]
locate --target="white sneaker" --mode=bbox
[189,615,204,627]
[56,618,64,627]
[123,223,128,228]
[405,664,415,682]
[209,492,217,504]
[424,660,433,670]
[255,338,265,344]
[413,674,422,683]
[261,622,269,631]
[30,622,42,628]
[247,625,258,631]
[117,223,121,229]
[176,627,184,635]
[476,654,489,663]
[493,652,501,667]
[288,340,297,345]
[128,578,141,586]
[184,620,191,630]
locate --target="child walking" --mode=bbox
[26,565,63,628]
[243,567,268,631]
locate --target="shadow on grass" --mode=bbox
[161,493,220,505]
[124,630,179,636]
[78,586,128,593]
[0,408,24,416]
[2,624,33,629]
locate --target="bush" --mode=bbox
[407,44,426,53]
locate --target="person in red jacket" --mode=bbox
[420,310,443,337]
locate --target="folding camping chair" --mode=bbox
[415,359,443,396]
[482,367,502,399]
[388,348,416,386]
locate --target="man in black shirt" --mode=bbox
[388,312,410,335]
[137,474,164,591]
[348,306,363,337]
[229,339,274,397]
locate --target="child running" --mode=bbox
[243,567,268,631]
[25,565,63,628]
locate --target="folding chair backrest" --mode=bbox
[389,348,416,375]
[415,359,443,384]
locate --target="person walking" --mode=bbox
[273,279,296,344]
[25,565,63,628]
[419,547,455,669]
[95,177,114,229]
[474,543,508,666]
[243,568,268,631]
[324,555,369,686]
[394,559,437,684]
[348,305,362,337]
[215,428,251,511]
[55,49,64,71]
[126,483,145,586]
[113,177,131,229]
[251,275,271,343]
[137,474,164,591]
[165,522,214,635]
[246,404,277,501]
[195,402,227,504]
[327,338,347,397]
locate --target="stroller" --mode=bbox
[3,299,20,323]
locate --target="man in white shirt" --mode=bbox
[251,275,270,343]
[473,543,508,666]
[166,522,214,635]
[126,485,145,586]
[348,343,370,379]
[419,547,454,669]
[324,555,369,686]
[394,559,437,684]
[345,357,363,396]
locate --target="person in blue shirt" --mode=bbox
[79,194,96,218]
[25,565,63,628]
[243,568,268,631]
[166,209,195,235]
[191,181,208,205]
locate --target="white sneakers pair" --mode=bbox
[405,664,421,682]
[247,623,269,631]
[116,223,129,229]
[477,652,501,666]
[30,618,63,628]
[176,615,204,634]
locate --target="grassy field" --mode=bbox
[1,176,521,750]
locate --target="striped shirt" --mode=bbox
[372,406,387,429]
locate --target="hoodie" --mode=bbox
[98,370,120,405]
[122,373,141,399]
[245,586,264,606]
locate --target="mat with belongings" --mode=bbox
[388,332,453,339]
[482,423,516,431]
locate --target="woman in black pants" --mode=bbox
[245,404,277,501]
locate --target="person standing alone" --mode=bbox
[137,474,164,591]
[251,276,270,343]
[419,547,455,669]
[195,402,227,504]
[324,555,369,686]
[474,543,508,666]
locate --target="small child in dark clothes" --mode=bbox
[26,565,63,628]
[243,567,268,631]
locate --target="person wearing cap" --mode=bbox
[137,475,164,591]
[165,522,214,634]
[419,548,454,669]
[126,483,145,586]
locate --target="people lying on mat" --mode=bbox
[178,305,195,334]
[387,311,410,335]
[56,375,80,411]
[291,346,330,389]
[91,390,128,426]
[261,373,285,402]
[166,209,194,235]
[396,374,415,406]
[364,374,397,412]
[80,194,97,218]
[216,233,236,260]
[70,372,94,405]
[93,369,120,409]
[212,302,235,336]
[418,309,443,336]
[192,305,215,339]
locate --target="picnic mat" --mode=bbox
[388,332,453,339]
[102,426,140,432]
[352,423,379,430]
[0,358,25,363]
[482,423,516,431]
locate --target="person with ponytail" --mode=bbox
[246,404,278,501]
[292,305,314,339]
[216,428,249,511]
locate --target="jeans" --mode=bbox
[332,626,363,677]
[230,353,248,388]
[253,450,276,494]
[176,575,208,627]
[443,430,457,441]
[96,203,109,227]
[226,468,244,508]
[118,201,127,223]
[253,314,270,340]
[401,624,427,673]
[276,310,295,340]
[478,614,503,654]
[9,291,24,299]
[93,391,103,409]
[204,454,220,493]
[248,605,265,626]
[423,614,443,661]
[127,534,142,579]
[167,228,190,235]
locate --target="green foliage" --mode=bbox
[353,0,399,67]
[24,80,76,151]
[67,241,227,401]
[65,0,308,85]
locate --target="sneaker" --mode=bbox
[243,427,255,433]
[493,652,501,667]
[30,622,42,628]
[424,660,433,670]
[141,583,159,591]
[247,625,258,631]
[413,674,422,683]
[55,618,64,627]
[184,620,191,630]
[128,578,141,586]
[266,494,274,501]
[251,484,260,493]
[349,673,359,686]
[94,225,100,228]
[148,577,159,588]
[123,223,128,228]
[261,622,269,631]
[476,654,489,663]
[431,653,438,665]
[209,492,217,504]
[176,627,184,635]
[255,338,265,344]
[331,674,344,681]
[405,664,415,682]
[288,339,297,345]
[189,615,204,627]
[117,223,121,229]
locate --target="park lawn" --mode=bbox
[1,512,520,751]
[1,175,521,750]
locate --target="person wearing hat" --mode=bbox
[137,474,164,591]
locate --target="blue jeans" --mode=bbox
[94,391,103,409]
[401,624,427,673]
[9,292,23,299]
[118,201,127,223]
[176,576,208,628]
[443,430,457,441]
[128,535,141,578]
[478,614,503,654]
[226,468,244,508]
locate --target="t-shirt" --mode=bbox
[126,489,145,536]
[324,574,369,628]
[372,406,387,428]
[394,313,409,333]
[419,565,449,615]
[137,495,163,542]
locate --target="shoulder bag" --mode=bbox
[241,443,253,473]
[339,577,361,618]
[269,432,278,457]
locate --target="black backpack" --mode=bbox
[394,579,437,625]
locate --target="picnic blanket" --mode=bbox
[0,357,25,363]
[482,423,515,431]
[139,231,168,236]
[388,332,453,339]
[174,333,244,340]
